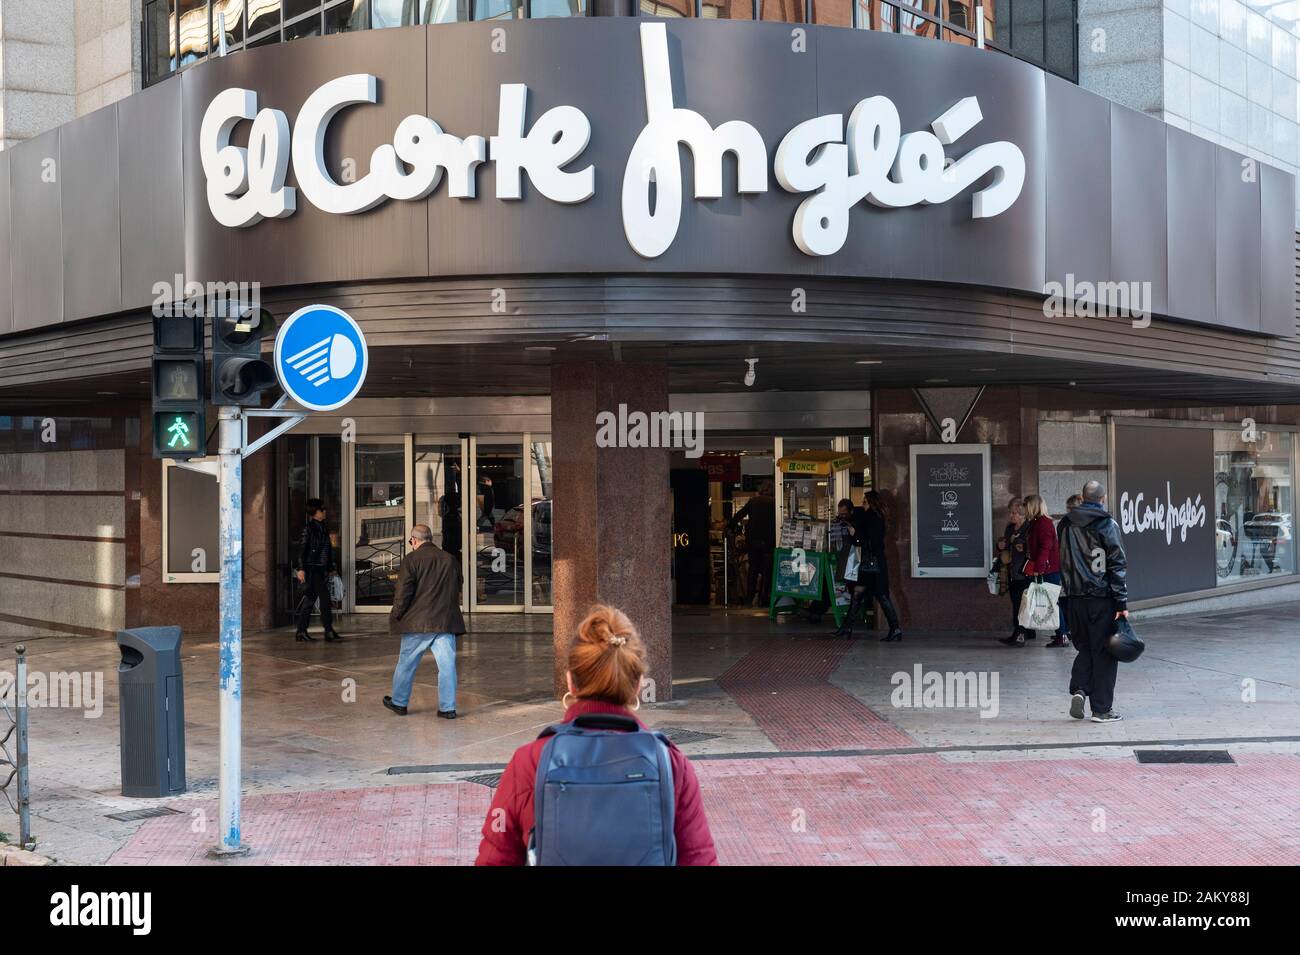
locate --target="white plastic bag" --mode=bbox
[328,573,345,605]
[986,571,1000,596]
[1018,579,1061,630]
[843,546,861,583]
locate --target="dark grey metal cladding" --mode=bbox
[1260,163,1296,337]
[1166,126,1216,326]
[1109,102,1168,317]
[1216,145,1262,333]
[0,18,1292,342]
[10,128,64,332]
[0,151,11,336]
[810,25,1046,290]
[181,26,429,290]
[62,104,122,321]
[119,77,186,312]
[1045,74,1109,293]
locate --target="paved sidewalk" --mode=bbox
[4,603,1299,864]
[108,751,1300,865]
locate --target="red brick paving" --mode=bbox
[718,637,915,750]
[108,752,1300,865]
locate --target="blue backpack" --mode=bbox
[528,712,677,866]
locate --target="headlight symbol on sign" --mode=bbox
[273,305,369,412]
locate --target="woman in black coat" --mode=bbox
[834,491,904,642]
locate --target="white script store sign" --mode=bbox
[200,23,1026,259]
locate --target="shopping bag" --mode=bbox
[327,573,345,605]
[843,546,861,583]
[986,566,1000,596]
[1018,578,1061,630]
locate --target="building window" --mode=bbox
[701,0,752,17]
[326,0,371,32]
[812,0,852,26]
[212,0,247,49]
[1215,429,1296,587]
[759,0,805,21]
[474,0,524,19]
[423,0,472,20]
[531,0,587,15]
[641,0,695,15]
[144,0,177,85]
[247,0,283,35]
[178,0,211,64]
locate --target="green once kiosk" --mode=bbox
[768,446,861,629]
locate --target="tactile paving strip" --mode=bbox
[718,638,914,751]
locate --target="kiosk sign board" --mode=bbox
[910,444,992,578]
[1112,422,1216,600]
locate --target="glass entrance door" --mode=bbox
[349,437,409,610]
[413,437,467,609]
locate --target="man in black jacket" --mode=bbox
[295,499,342,642]
[1058,481,1128,723]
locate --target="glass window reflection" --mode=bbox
[247,0,283,35]
[760,0,806,21]
[474,0,524,19]
[373,0,423,24]
[178,0,210,64]
[212,0,247,47]
[531,0,586,15]
[701,0,752,17]
[642,0,695,16]
[812,0,852,26]
[1215,429,1295,585]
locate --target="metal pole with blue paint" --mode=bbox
[214,404,248,856]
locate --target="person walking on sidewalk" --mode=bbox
[1053,493,1082,647]
[295,499,343,643]
[475,605,718,865]
[1059,481,1129,724]
[1021,494,1068,648]
[997,498,1033,645]
[383,524,466,719]
[834,491,903,641]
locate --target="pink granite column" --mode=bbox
[551,362,672,701]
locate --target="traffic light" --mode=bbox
[212,301,278,406]
[152,312,206,460]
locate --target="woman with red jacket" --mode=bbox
[475,604,718,866]
[1020,494,1067,647]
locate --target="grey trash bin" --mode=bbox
[117,626,186,797]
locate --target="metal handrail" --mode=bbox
[0,645,32,850]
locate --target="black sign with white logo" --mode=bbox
[910,444,992,578]
[1113,423,1216,600]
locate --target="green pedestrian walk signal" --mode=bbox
[152,312,206,459]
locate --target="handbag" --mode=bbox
[1018,577,1062,630]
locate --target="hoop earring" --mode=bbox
[561,691,576,709]
[630,695,641,711]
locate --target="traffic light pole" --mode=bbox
[213,405,248,856]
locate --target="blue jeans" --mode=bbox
[390,633,457,712]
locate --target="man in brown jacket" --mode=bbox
[383,524,467,718]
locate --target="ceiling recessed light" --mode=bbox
[96,391,118,396]
[855,359,883,365]
[924,378,949,384]
[524,345,557,352]
[970,367,997,372]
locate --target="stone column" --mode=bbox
[550,362,672,701]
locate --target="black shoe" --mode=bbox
[1045,637,1068,648]
[998,633,1019,645]
[1069,692,1086,720]
[382,696,408,716]
[324,631,345,642]
[1024,631,1037,639]
[437,709,457,720]
[1090,711,1123,724]
[295,631,314,642]
[881,629,902,642]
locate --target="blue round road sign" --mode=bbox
[274,305,368,412]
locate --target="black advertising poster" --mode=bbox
[910,444,992,577]
[1112,423,1216,600]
